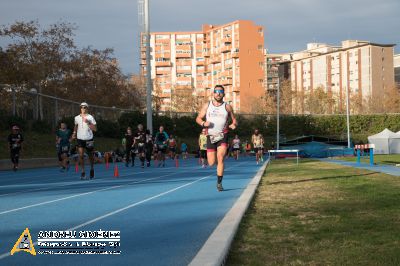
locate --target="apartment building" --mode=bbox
[265,54,283,92]
[281,40,395,114]
[140,20,265,113]
[395,54,400,87]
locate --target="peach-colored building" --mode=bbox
[140,20,265,113]
[281,40,395,114]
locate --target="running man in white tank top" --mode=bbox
[196,85,237,191]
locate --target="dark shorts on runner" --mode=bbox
[254,147,263,153]
[157,144,167,153]
[206,133,228,152]
[57,145,70,161]
[169,147,176,153]
[77,139,95,151]
[137,143,146,154]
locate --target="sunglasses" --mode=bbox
[214,89,224,94]
[81,106,87,109]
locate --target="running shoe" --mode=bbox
[90,168,95,179]
[217,183,223,192]
[80,172,86,180]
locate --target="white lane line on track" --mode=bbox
[0,168,168,197]
[0,169,196,215]
[0,164,202,195]
[0,161,248,260]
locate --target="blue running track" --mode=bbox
[0,156,264,266]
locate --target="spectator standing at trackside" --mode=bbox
[124,127,134,167]
[8,125,24,171]
[56,122,72,172]
[251,129,264,164]
[154,126,169,167]
[198,129,208,168]
[181,142,188,159]
[133,124,147,168]
[168,134,177,159]
[196,85,237,191]
[72,102,97,180]
[145,129,153,167]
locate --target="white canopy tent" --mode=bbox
[368,128,400,154]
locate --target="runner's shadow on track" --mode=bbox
[222,188,243,192]
[267,172,379,185]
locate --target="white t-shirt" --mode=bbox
[74,114,96,140]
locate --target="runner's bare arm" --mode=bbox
[226,104,237,130]
[196,102,210,127]
[72,124,78,139]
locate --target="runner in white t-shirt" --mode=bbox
[231,134,241,160]
[72,102,97,180]
[196,85,237,191]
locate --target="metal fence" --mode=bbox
[0,86,135,127]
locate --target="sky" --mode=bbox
[1,0,399,75]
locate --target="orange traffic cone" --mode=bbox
[75,162,79,173]
[113,164,119,178]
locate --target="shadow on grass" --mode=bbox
[381,160,400,165]
[267,171,379,185]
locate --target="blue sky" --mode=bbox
[1,0,399,75]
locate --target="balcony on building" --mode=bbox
[156,67,171,75]
[221,43,232,53]
[176,67,192,74]
[211,55,221,64]
[196,59,205,66]
[221,78,233,85]
[155,59,172,67]
[222,35,232,44]
[232,52,239,58]
[176,51,192,58]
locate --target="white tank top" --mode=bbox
[206,101,228,135]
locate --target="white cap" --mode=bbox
[80,102,89,108]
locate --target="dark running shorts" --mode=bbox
[206,133,228,152]
[77,139,95,151]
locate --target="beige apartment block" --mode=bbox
[140,20,265,113]
[283,40,395,114]
[265,54,284,92]
[395,54,400,86]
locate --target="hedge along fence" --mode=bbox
[2,110,400,143]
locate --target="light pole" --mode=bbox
[12,86,16,116]
[30,88,38,120]
[276,76,280,150]
[345,86,351,148]
[144,0,153,133]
